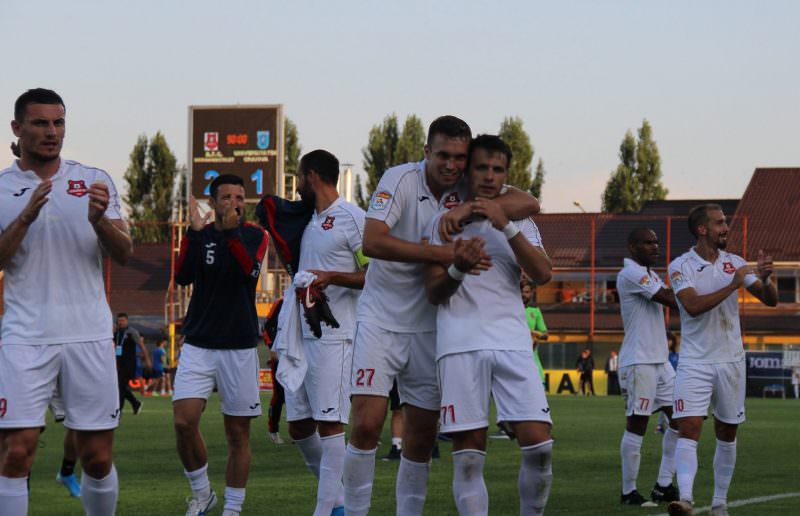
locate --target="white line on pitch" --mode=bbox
[651,491,800,515]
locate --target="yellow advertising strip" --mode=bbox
[543,370,610,396]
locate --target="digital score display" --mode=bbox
[189,105,284,201]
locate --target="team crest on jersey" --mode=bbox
[371,191,391,211]
[638,275,651,286]
[670,270,683,287]
[443,192,461,209]
[204,132,219,152]
[66,180,89,197]
[722,262,735,274]
[321,215,335,230]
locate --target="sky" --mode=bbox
[2,0,798,213]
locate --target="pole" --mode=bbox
[590,216,596,339]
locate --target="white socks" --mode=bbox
[343,444,377,516]
[657,427,679,487]
[519,440,553,516]
[620,430,643,494]
[452,449,488,516]
[0,476,28,516]
[396,456,429,516]
[712,439,737,507]
[675,438,698,503]
[295,432,324,478]
[81,465,119,516]
[315,433,346,516]
[223,486,245,514]
[185,463,211,500]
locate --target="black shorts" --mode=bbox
[389,380,401,411]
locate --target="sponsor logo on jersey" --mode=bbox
[418,195,430,202]
[257,130,270,150]
[12,187,30,197]
[638,275,651,286]
[371,190,391,211]
[204,132,219,152]
[321,215,335,230]
[66,180,89,197]
[722,262,736,274]
[443,192,461,209]
[696,264,708,272]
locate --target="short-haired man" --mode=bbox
[115,312,150,414]
[0,88,133,515]
[173,174,268,516]
[344,118,540,516]
[616,228,680,506]
[667,204,777,516]
[425,134,553,515]
[285,150,367,516]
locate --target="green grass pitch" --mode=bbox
[27,395,800,515]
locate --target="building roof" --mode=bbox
[729,168,800,261]
[638,198,739,216]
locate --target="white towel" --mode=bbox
[274,271,317,392]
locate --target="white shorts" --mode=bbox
[286,339,352,424]
[0,341,120,431]
[49,386,66,423]
[173,343,262,417]
[437,349,552,434]
[350,321,439,411]
[619,362,676,416]
[673,360,746,424]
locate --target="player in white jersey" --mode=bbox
[425,135,553,515]
[666,204,776,516]
[0,88,133,516]
[344,117,540,516]
[616,228,681,507]
[286,150,367,516]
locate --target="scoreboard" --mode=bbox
[189,105,284,201]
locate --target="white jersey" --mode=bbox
[0,159,122,345]
[668,248,757,364]
[616,258,669,367]
[356,160,465,332]
[298,197,366,340]
[428,214,544,360]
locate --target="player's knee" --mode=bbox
[174,417,199,438]
[1,441,36,475]
[80,447,113,478]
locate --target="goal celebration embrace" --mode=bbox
[0,87,796,516]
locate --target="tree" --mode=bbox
[123,132,179,243]
[498,116,534,191]
[530,158,546,201]
[601,119,668,213]
[283,117,302,198]
[356,114,424,209]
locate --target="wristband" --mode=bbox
[502,221,520,240]
[447,264,466,281]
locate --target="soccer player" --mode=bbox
[616,228,680,506]
[666,204,777,516]
[0,88,132,516]
[173,174,268,516]
[284,150,367,516]
[49,392,81,498]
[344,117,539,516]
[424,134,553,515]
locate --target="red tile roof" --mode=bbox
[729,168,800,261]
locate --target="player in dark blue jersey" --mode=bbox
[172,174,268,516]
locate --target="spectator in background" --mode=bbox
[576,348,595,396]
[115,313,150,414]
[147,338,168,396]
[605,350,620,395]
[667,332,679,371]
[523,281,549,386]
[792,366,800,400]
